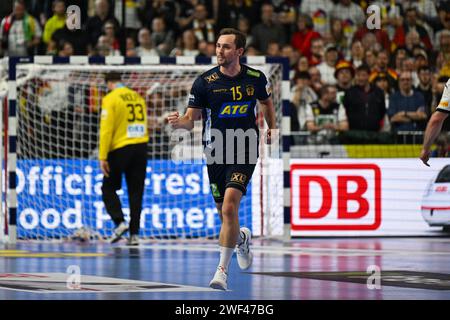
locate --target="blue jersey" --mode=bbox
[188,64,271,153]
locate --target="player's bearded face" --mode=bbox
[216,35,241,67]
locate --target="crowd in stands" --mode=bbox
[2,0,450,145]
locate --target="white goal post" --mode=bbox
[1,55,291,243]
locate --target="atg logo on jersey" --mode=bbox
[218,101,251,118]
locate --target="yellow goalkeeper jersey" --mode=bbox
[99,86,149,160]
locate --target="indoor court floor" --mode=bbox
[0,237,450,300]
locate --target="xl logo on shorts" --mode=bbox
[291,163,381,231]
[231,173,247,184]
[218,101,250,118]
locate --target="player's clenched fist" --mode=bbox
[167,111,180,128]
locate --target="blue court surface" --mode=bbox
[1,237,450,300]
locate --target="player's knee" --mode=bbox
[221,202,238,220]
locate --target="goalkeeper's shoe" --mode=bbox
[236,227,253,270]
[127,235,139,246]
[209,266,228,290]
[110,222,129,244]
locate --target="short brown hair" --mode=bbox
[104,72,121,83]
[218,28,246,49]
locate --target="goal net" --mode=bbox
[5,59,286,241]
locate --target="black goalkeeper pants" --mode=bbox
[101,143,147,235]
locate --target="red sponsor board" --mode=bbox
[291,164,381,231]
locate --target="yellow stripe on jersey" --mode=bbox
[439,101,449,107]
[98,87,149,160]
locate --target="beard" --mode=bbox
[217,56,231,67]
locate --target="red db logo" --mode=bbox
[291,164,381,230]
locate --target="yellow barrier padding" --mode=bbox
[345,145,423,158]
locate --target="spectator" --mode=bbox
[267,41,281,57]
[281,44,300,81]
[273,0,297,40]
[334,60,355,103]
[244,45,259,56]
[46,39,57,55]
[96,34,120,56]
[84,0,120,48]
[400,57,419,86]
[170,29,199,57]
[433,3,450,50]
[392,7,433,52]
[126,36,137,57]
[349,40,365,68]
[101,19,120,53]
[136,27,158,56]
[42,0,66,45]
[328,18,348,53]
[296,55,310,73]
[370,50,398,91]
[343,64,386,132]
[404,29,424,53]
[364,49,377,70]
[305,84,349,144]
[309,37,325,66]
[331,0,365,42]
[388,71,427,132]
[57,40,74,57]
[317,44,339,85]
[251,3,286,54]
[197,40,215,57]
[291,71,318,132]
[300,0,334,36]
[151,17,174,56]
[392,46,408,74]
[0,0,42,56]
[177,0,198,30]
[416,66,434,119]
[237,17,254,49]
[114,0,143,35]
[413,48,429,70]
[290,14,321,59]
[373,72,392,132]
[185,4,215,43]
[309,65,324,95]
[374,72,392,107]
[145,0,179,33]
[220,0,259,30]
[361,32,382,52]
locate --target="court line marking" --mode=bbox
[115,243,450,257]
[0,273,217,293]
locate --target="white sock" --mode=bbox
[218,246,234,272]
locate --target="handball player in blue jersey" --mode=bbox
[167,28,277,290]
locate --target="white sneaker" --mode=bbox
[209,266,228,290]
[127,235,139,246]
[236,227,253,270]
[110,222,129,243]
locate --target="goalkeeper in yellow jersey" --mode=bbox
[99,72,149,245]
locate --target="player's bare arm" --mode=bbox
[167,107,202,130]
[259,97,277,144]
[420,111,448,166]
